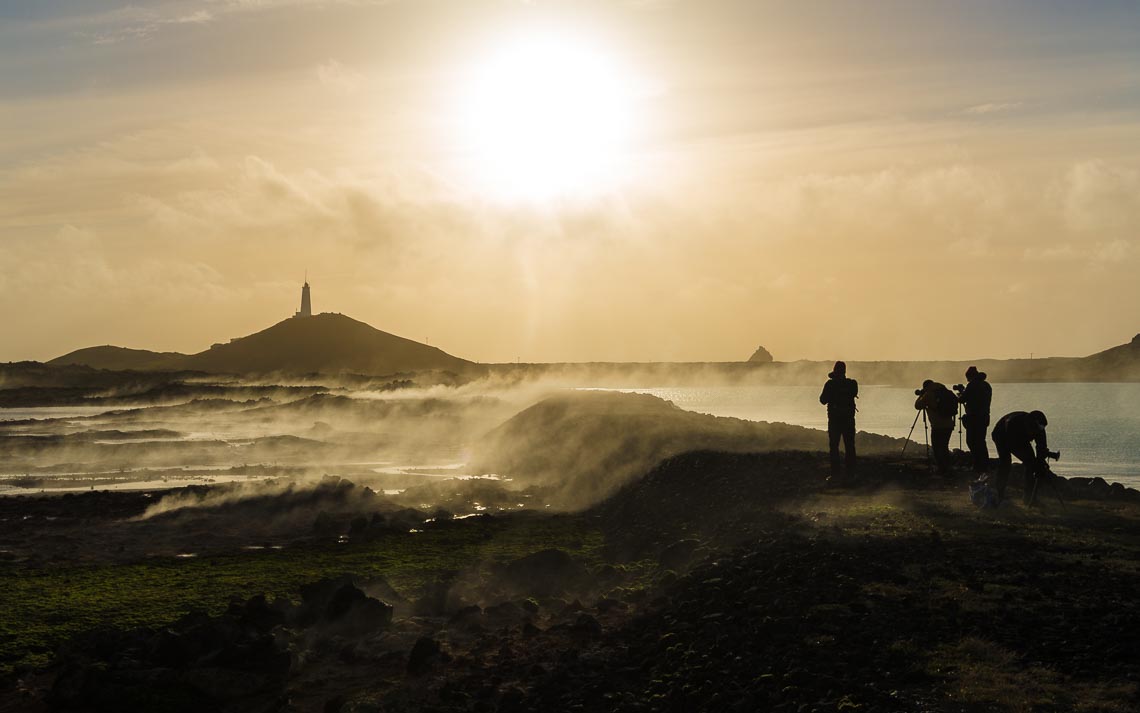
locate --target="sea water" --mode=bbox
[598,383,1140,489]
[3,383,1137,491]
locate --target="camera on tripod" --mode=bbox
[952,383,965,393]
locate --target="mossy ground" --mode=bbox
[3,457,1139,713]
[0,515,604,675]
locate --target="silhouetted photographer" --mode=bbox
[914,380,957,476]
[954,366,992,474]
[819,361,858,485]
[991,410,1060,506]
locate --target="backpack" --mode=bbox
[935,387,958,418]
[969,480,998,509]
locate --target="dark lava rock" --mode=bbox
[297,576,393,631]
[449,605,485,630]
[227,593,286,633]
[358,575,411,617]
[503,549,589,597]
[407,637,449,675]
[569,613,602,635]
[49,597,291,713]
[659,538,703,571]
[483,601,526,627]
[413,578,461,617]
[595,597,626,614]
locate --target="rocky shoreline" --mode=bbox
[2,451,1139,712]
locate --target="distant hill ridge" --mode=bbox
[50,313,471,376]
[47,324,1140,383]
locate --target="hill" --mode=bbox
[1081,333,1140,380]
[49,345,186,372]
[181,313,469,375]
[50,313,471,376]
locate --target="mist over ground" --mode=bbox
[1,363,918,511]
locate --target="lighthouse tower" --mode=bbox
[295,281,312,318]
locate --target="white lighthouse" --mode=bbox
[295,280,312,318]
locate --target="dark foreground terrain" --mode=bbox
[2,452,1139,713]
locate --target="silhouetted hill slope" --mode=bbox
[50,314,470,376]
[1082,333,1140,380]
[180,313,469,375]
[49,346,186,372]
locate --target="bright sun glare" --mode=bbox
[460,33,637,201]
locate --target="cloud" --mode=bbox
[3,104,1139,362]
[962,102,1024,115]
[1062,160,1140,239]
[315,60,365,94]
[80,5,216,44]
[72,0,389,44]
[1092,239,1132,265]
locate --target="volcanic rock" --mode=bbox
[503,549,590,597]
[407,637,448,675]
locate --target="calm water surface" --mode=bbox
[601,383,1140,488]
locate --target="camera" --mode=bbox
[1047,450,1061,461]
[952,383,965,393]
[914,388,923,396]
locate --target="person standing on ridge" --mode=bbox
[955,366,992,474]
[914,379,957,476]
[991,410,1058,505]
[819,361,858,485]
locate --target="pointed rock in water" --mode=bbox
[748,345,774,363]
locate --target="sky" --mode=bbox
[2,0,1139,364]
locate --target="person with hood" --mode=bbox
[914,379,957,475]
[991,410,1057,505]
[819,361,858,484]
[956,366,993,474]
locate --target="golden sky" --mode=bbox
[2,1,1139,363]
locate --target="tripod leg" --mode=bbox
[1049,472,1067,509]
[923,411,930,462]
[902,409,922,455]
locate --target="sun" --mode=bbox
[458,32,638,201]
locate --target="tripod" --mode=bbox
[1028,460,1067,509]
[957,403,964,451]
[901,409,931,463]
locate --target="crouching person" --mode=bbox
[991,410,1057,505]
